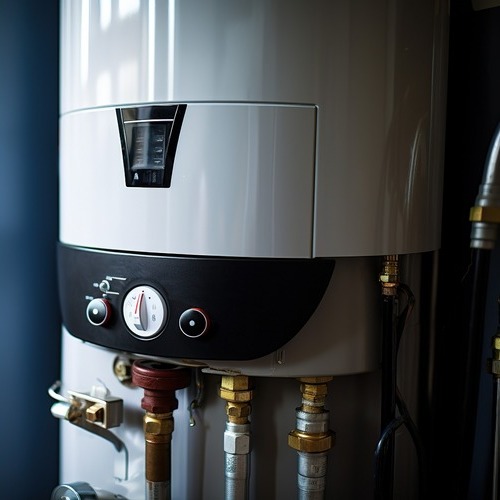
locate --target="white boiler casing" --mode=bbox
[60,0,447,258]
[58,0,448,378]
[55,2,448,498]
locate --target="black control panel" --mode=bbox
[57,244,335,361]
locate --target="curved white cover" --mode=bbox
[60,103,316,258]
[60,0,449,256]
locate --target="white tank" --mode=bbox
[57,0,448,377]
[60,0,447,258]
[54,1,449,498]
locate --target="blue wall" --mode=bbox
[0,0,60,496]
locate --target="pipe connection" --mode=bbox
[288,377,335,499]
[219,375,254,500]
[131,360,191,500]
[379,255,399,297]
[470,123,500,249]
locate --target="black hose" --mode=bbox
[458,247,491,498]
[374,281,428,500]
[378,294,397,500]
[491,376,500,500]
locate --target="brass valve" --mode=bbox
[219,375,254,425]
[379,255,399,296]
[131,360,191,498]
[288,376,335,454]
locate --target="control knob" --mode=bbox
[86,298,112,326]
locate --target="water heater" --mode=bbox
[52,1,449,498]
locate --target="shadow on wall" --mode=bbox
[0,1,61,496]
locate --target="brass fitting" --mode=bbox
[288,376,335,453]
[144,412,174,436]
[470,206,500,223]
[288,429,334,453]
[219,375,253,425]
[298,376,333,412]
[85,403,105,424]
[113,356,133,384]
[379,255,399,296]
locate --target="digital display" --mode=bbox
[117,105,186,188]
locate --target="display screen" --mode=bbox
[117,105,186,188]
[125,123,172,186]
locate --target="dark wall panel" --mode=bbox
[0,0,60,497]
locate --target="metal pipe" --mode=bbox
[461,123,500,496]
[470,122,500,249]
[288,377,335,499]
[131,360,191,500]
[219,375,253,500]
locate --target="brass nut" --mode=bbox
[221,375,251,391]
[226,402,252,418]
[379,274,399,284]
[288,430,335,453]
[144,414,174,435]
[86,403,104,424]
[301,383,328,397]
[113,357,132,382]
[219,387,253,402]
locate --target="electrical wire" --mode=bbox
[374,282,427,500]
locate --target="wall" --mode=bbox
[0,0,60,497]
[431,2,500,499]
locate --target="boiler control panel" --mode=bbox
[58,244,335,361]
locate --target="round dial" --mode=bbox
[122,285,167,339]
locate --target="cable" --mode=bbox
[374,281,427,500]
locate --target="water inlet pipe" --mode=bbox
[461,121,500,498]
[470,122,500,250]
[288,377,335,500]
[219,374,254,500]
[131,360,191,500]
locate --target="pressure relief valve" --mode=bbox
[131,360,191,500]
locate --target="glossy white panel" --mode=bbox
[60,103,315,257]
[60,0,448,256]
